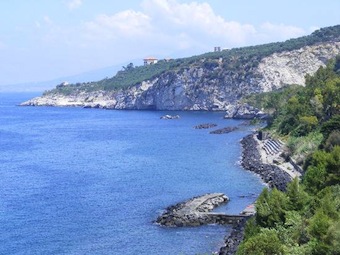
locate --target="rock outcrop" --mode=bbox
[160,114,180,120]
[224,103,267,119]
[194,123,218,129]
[21,42,340,112]
[257,43,340,91]
[209,126,238,134]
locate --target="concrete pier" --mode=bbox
[156,193,252,227]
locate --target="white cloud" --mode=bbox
[83,0,258,55]
[259,22,306,41]
[140,0,256,46]
[25,0,310,80]
[67,0,82,10]
[85,10,152,39]
[82,0,309,56]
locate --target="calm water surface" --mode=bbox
[0,93,264,255]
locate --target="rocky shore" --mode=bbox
[218,218,248,255]
[155,131,294,254]
[218,132,294,254]
[240,133,291,192]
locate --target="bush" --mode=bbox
[324,131,340,151]
[237,229,284,255]
[255,188,288,228]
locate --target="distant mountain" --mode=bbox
[0,63,129,92]
[22,25,340,111]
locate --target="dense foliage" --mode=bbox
[46,25,340,95]
[238,56,340,254]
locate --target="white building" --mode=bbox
[143,57,158,65]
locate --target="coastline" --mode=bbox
[155,129,298,254]
[240,133,292,192]
[218,132,297,254]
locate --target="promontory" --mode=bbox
[22,25,340,113]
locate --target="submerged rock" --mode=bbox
[194,123,218,129]
[160,114,180,120]
[210,126,238,134]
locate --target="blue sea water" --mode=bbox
[0,93,264,255]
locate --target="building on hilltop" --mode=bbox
[214,47,221,52]
[143,57,158,66]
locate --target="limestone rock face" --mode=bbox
[224,103,264,119]
[21,42,340,112]
[257,43,340,91]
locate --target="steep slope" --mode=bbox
[22,25,340,111]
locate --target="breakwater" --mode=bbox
[156,193,251,227]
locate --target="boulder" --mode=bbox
[160,114,180,120]
[224,103,268,119]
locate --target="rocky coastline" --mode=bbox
[218,132,293,254]
[20,42,340,112]
[240,133,291,192]
[218,218,248,255]
[155,131,294,254]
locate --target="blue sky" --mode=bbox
[1,0,339,87]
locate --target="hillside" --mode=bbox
[22,25,340,111]
[236,54,340,255]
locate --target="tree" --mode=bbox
[296,115,318,136]
[326,146,340,185]
[323,78,340,118]
[321,115,340,139]
[310,88,324,118]
[256,188,288,228]
[334,55,340,73]
[237,229,284,255]
[122,62,134,71]
[307,210,331,254]
[326,221,340,254]
[303,165,327,194]
[286,178,309,211]
[308,210,330,240]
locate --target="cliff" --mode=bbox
[22,25,340,111]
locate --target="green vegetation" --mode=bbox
[45,25,340,96]
[238,56,340,254]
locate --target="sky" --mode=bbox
[1,0,340,88]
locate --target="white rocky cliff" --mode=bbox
[22,42,340,111]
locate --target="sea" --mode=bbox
[0,93,264,255]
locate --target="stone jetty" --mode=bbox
[156,193,250,227]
